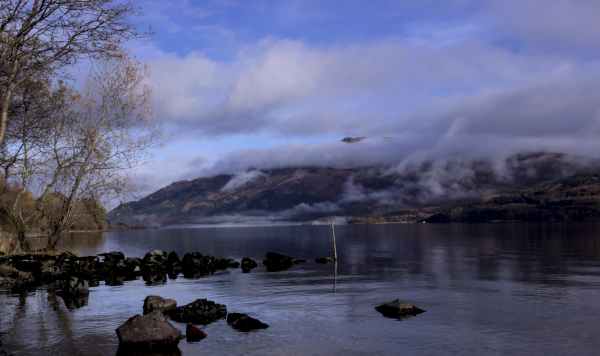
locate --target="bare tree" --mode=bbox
[0,74,65,250]
[43,50,165,250]
[0,0,149,148]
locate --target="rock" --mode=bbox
[215,258,229,269]
[61,277,89,296]
[226,313,269,332]
[61,294,89,309]
[262,252,299,272]
[116,314,184,350]
[181,252,203,270]
[375,298,425,319]
[170,298,227,324]
[143,274,167,286]
[167,252,181,265]
[186,324,207,341]
[181,252,218,276]
[143,250,168,266]
[227,259,240,268]
[315,257,336,264]
[99,252,125,267]
[143,295,177,315]
[241,257,259,272]
[77,256,99,271]
[145,310,167,322]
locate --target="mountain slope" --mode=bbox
[107,152,600,226]
[425,174,600,222]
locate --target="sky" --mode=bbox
[121,0,600,194]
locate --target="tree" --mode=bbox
[0,74,66,250]
[0,0,149,148]
[43,50,165,250]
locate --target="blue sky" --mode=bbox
[124,0,600,192]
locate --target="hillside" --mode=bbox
[107,153,600,226]
[425,174,600,222]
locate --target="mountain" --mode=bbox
[107,152,600,226]
[424,174,600,222]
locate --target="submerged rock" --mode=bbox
[240,257,259,272]
[186,323,207,342]
[99,252,125,267]
[227,259,240,268]
[262,252,300,272]
[169,298,227,324]
[116,314,184,350]
[61,277,89,296]
[226,313,269,332]
[143,295,177,315]
[375,298,425,319]
[315,257,336,264]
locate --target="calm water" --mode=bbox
[2,222,600,355]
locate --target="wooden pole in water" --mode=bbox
[331,225,338,261]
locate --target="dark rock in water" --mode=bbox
[226,313,269,332]
[167,252,180,265]
[77,256,99,271]
[116,314,184,351]
[99,252,125,267]
[170,298,227,324]
[186,323,207,341]
[181,252,203,270]
[61,277,90,296]
[143,274,167,286]
[104,275,126,286]
[262,252,300,271]
[375,298,425,319]
[167,252,181,272]
[144,296,177,315]
[227,259,240,268]
[143,250,168,266]
[315,257,336,264]
[241,257,259,272]
[215,258,229,269]
[61,294,89,309]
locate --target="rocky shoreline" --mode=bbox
[0,249,424,353]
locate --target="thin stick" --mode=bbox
[331,225,338,261]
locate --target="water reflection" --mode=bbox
[1,222,600,355]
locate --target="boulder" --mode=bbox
[170,298,227,324]
[227,259,240,268]
[77,256,99,271]
[181,252,203,270]
[375,298,425,319]
[145,310,167,322]
[215,258,229,269]
[262,252,299,272]
[116,314,184,350]
[181,252,218,276]
[315,257,336,264]
[61,277,89,296]
[143,250,168,266]
[186,324,207,341]
[143,295,177,315]
[143,274,167,286]
[241,257,259,272]
[99,251,125,267]
[226,313,269,332]
[167,251,181,265]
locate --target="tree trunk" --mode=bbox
[17,230,30,252]
[46,229,62,251]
